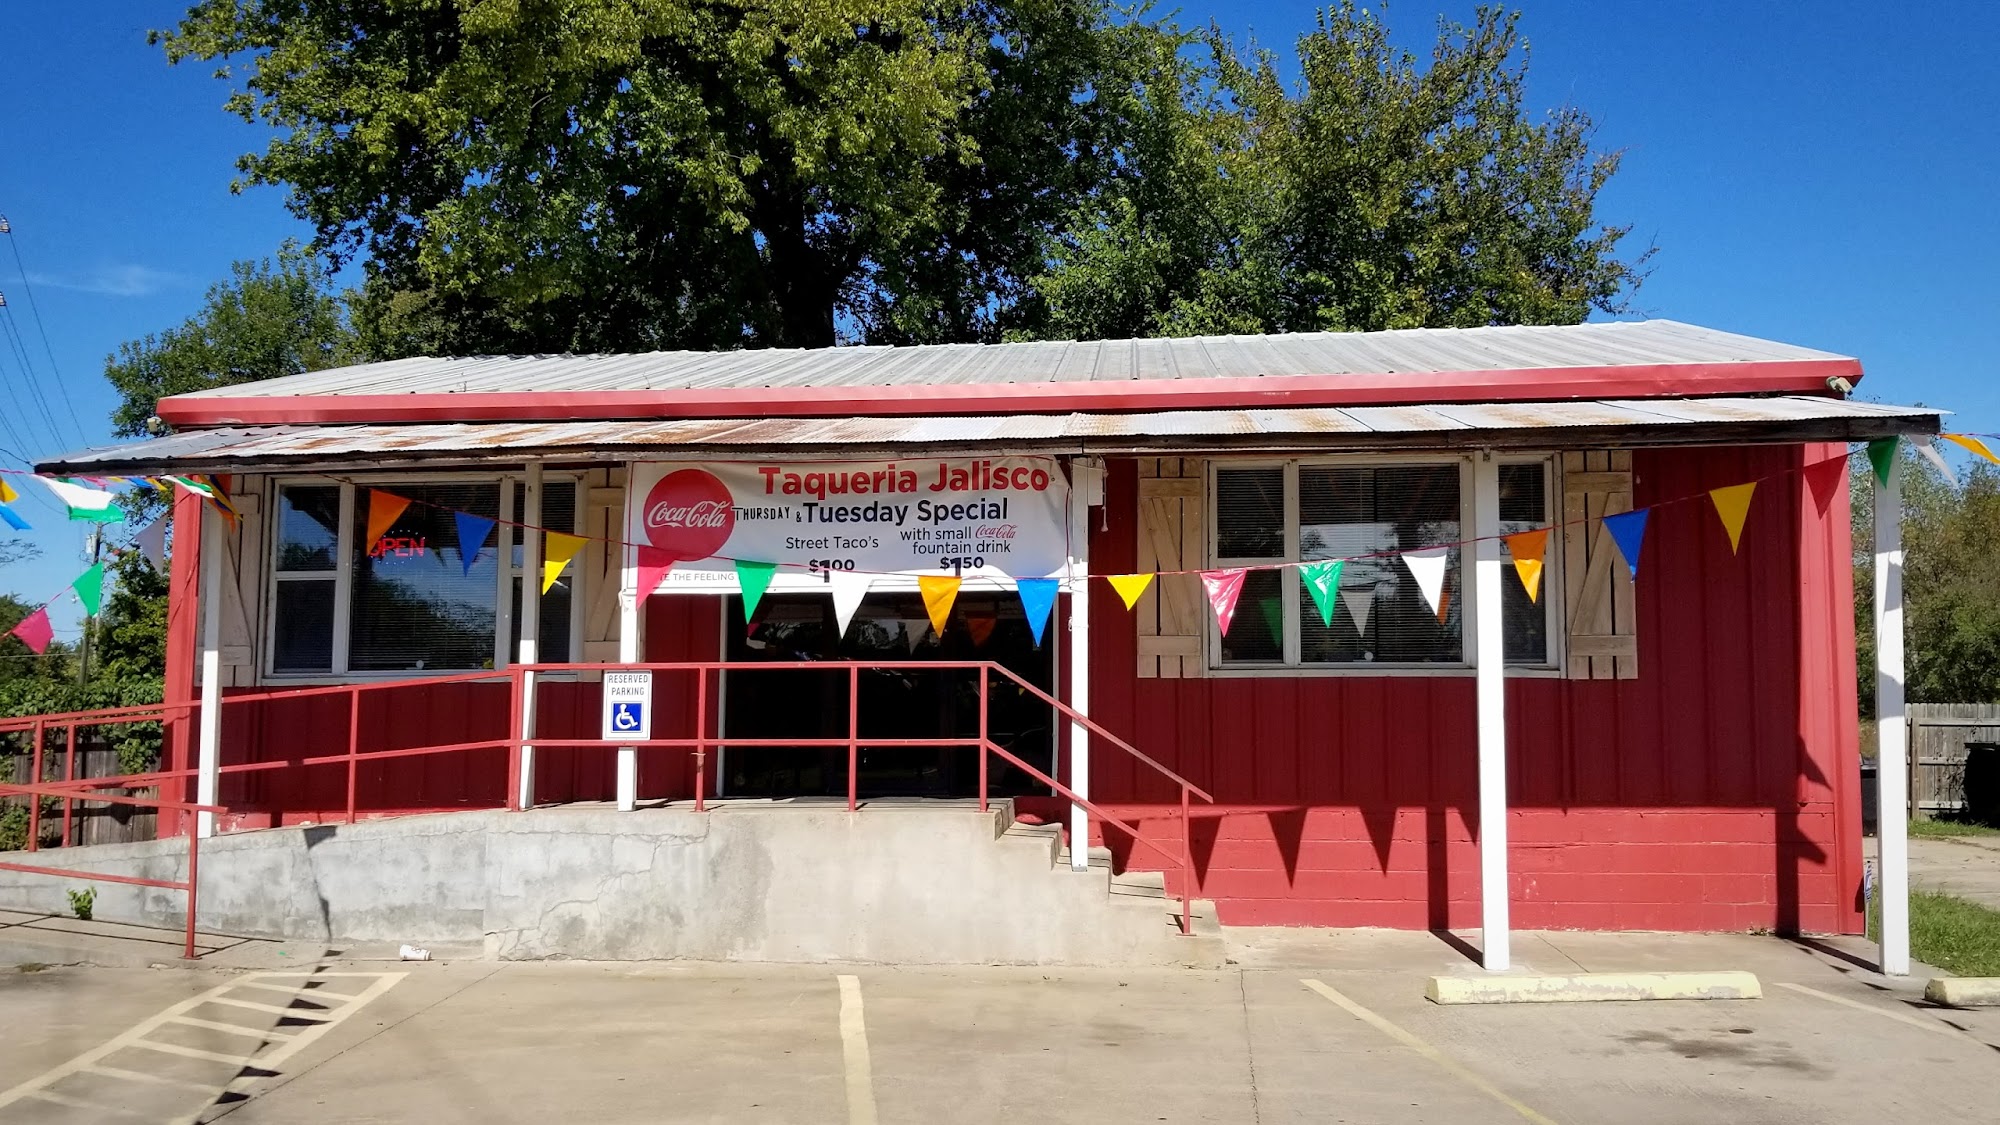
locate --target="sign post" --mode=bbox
[602,669,654,744]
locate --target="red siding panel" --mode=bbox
[1051,447,1864,934]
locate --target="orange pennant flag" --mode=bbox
[919,574,961,637]
[542,532,586,593]
[364,490,411,554]
[1106,573,1154,610]
[1709,482,1757,553]
[1503,529,1549,603]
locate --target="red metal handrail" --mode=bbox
[2,658,1214,942]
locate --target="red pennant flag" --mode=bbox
[635,546,675,601]
[1201,568,1249,635]
[1803,456,1846,517]
[965,612,997,647]
[8,606,52,654]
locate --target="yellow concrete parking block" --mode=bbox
[1426,970,1762,1004]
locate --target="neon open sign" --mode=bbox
[370,535,428,560]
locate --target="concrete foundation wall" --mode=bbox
[0,805,1200,966]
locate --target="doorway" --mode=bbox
[719,591,1057,799]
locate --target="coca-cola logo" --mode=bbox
[642,469,734,561]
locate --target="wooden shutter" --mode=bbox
[1562,451,1638,679]
[1135,458,1204,679]
[217,479,262,686]
[580,468,625,666]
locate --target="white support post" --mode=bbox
[1874,454,1910,976]
[1068,461,1101,871]
[617,464,642,811]
[1471,453,1510,971]
[195,506,224,840]
[516,464,542,811]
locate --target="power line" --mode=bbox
[0,299,65,447]
[0,216,86,444]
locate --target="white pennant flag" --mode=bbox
[828,570,875,636]
[132,518,169,571]
[1914,435,1958,486]
[1402,547,1450,616]
[1340,587,1374,635]
[903,619,929,653]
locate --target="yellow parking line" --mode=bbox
[1302,979,1560,1125]
[837,975,878,1125]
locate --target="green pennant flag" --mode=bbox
[71,562,106,617]
[1299,559,1343,627]
[735,560,777,621]
[1867,437,1899,485]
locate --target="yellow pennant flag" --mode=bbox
[542,532,587,593]
[1106,573,1154,610]
[918,574,961,637]
[1502,529,1549,602]
[1709,482,1757,553]
[1943,434,2000,467]
[0,478,14,503]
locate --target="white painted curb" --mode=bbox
[1923,977,2000,1006]
[1426,971,1762,1005]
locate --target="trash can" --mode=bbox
[1965,742,2000,827]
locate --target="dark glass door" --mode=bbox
[720,591,1056,799]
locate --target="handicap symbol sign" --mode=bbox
[611,702,645,732]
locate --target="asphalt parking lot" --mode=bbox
[1,927,1996,1124]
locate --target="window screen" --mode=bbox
[348,484,501,672]
[1499,463,1549,664]
[1297,465,1460,664]
[271,486,341,673]
[508,481,577,664]
[1214,467,1285,560]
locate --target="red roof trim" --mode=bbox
[155,358,1865,428]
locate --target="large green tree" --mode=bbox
[157,1,1643,353]
[1021,5,1646,340]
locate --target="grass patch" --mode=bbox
[1909,819,2000,839]
[1870,889,2000,976]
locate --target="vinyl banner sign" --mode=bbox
[626,458,1072,593]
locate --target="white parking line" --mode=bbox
[0,970,404,1122]
[837,974,879,1125]
[1302,978,1560,1125]
[1774,981,1981,1043]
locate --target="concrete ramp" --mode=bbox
[0,802,1219,967]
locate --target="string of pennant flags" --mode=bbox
[1,432,1985,656]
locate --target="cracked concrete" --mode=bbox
[0,802,1214,966]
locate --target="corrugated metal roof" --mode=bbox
[171,320,1852,401]
[39,396,1941,475]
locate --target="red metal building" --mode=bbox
[37,320,1939,962]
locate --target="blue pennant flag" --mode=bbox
[454,511,497,576]
[1603,509,1650,579]
[0,504,27,531]
[1016,578,1060,647]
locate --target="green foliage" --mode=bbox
[66,886,95,921]
[155,0,1643,353]
[1017,4,1647,340]
[0,805,26,852]
[103,241,355,440]
[1855,448,2000,714]
[1908,818,2000,838]
[1870,889,2000,978]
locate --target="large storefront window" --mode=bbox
[1209,458,1554,671]
[269,477,576,676]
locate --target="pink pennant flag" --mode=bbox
[8,606,52,654]
[1201,568,1249,636]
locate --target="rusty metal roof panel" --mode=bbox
[174,320,1858,401]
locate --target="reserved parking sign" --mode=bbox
[601,670,653,742]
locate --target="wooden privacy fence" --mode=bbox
[1906,703,2000,818]
[2,734,158,848]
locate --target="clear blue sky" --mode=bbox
[1,1,1996,638]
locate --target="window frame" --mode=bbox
[262,472,585,684]
[1203,454,1564,678]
